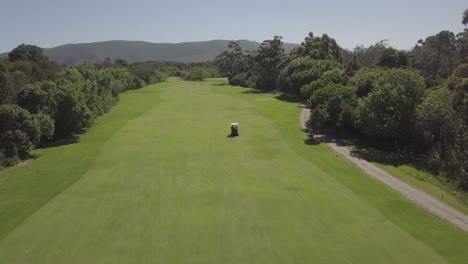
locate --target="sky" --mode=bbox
[0,0,466,53]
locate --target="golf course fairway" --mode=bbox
[1,78,468,263]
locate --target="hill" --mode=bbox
[0,40,298,64]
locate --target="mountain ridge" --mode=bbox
[0,40,298,64]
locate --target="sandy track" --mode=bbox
[299,106,468,232]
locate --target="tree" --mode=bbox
[16,83,48,114]
[278,57,342,95]
[150,70,168,83]
[288,33,342,62]
[463,9,468,26]
[343,53,359,75]
[411,31,459,81]
[356,68,426,147]
[3,70,31,103]
[376,48,408,68]
[346,40,389,68]
[350,67,383,97]
[215,41,249,82]
[0,71,12,104]
[301,68,345,98]
[130,63,156,83]
[8,44,47,64]
[415,87,466,183]
[254,36,285,90]
[103,57,112,65]
[458,10,468,64]
[0,54,145,167]
[114,58,128,66]
[416,87,461,151]
[33,113,55,140]
[185,67,208,81]
[54,67,93,137]
[447,63,468,124]
[307,84,358,135]
[0,105,41,158]
[5,44,60,84]
[36,81,60,117]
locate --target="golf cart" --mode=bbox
[230,123,239,137]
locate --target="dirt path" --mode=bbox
[300,106,468,232]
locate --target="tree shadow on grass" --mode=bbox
[240,89,273,94]
[350,145,415,168]
[274,93,301,104]
[304,136,321,145]
[24,153,41,160]
[37,129,86,149]
[211,82,230,86]
[321,132,416,168]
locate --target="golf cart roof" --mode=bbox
[230,123,239,126]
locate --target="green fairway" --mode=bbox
[1,78,468,263]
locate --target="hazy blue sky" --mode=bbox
[1,0,466,53]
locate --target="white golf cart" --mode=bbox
[230,122,239,137]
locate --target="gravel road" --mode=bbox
[300,106,468,232]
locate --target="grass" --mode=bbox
[376,164,468,214]
[0,78,467,263]
[346,144,468,215]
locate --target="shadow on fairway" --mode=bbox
[238,89,302,104]
[316,132,417,168]
[304,137,320,145]
[212,82,230,86]
[38,132,82,149]
[274,93,301,103]
[350,146,415,168]
[240,89,272,94]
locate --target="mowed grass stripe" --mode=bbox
[0,84,165,241]
[213,82,468,263]
[0,79,466,263]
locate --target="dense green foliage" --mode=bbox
[0,45,146,168]
[412,31,459,83]
[184,67,208,81]
[307,83,357,135]
[415,87,466,185]
[215,10,468,191]
[123,60,219,83]
[288,32,342,63]
[215,41,249,82]
[278,58,343,95]
[215,37,286,90]
[0,104,40,163]
[253,36,286,90]
[355,68,426,146]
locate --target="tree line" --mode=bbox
[103,59,220,82]
[0,44,221,169]
[0,45,149,168]
[215,9,468,190]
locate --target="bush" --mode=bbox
[230,72,248,86]
[349,67,382,97]
[278,57,343,95]
[307,84,357,133]
[0,104,40,159]
[149,70,168,84]
[185,67,208,81]
[301,68,345,98]
[355,68,425,145]
[0,46,146,169]
[34,113,55,140]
